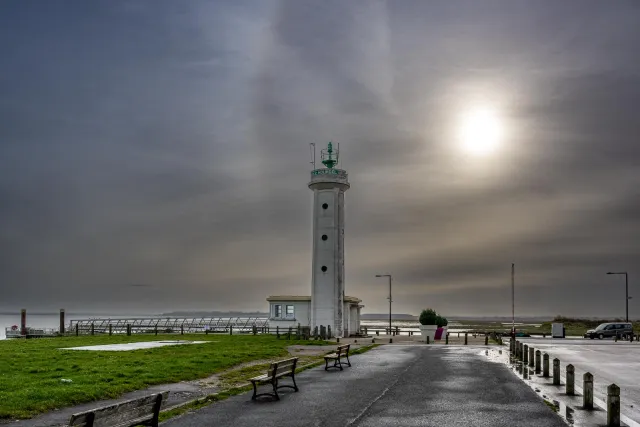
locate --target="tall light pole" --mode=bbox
[607,272,630,322]
[511,263,515,336]
[376,274,392,334]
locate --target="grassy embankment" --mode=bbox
[457,316,640,337]
[0,334,333,420]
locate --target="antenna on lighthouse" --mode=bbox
[309,143,316,170]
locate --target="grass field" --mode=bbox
[0,334,329,420]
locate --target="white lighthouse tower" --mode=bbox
[309,142,349,337]
[265,142,362,338]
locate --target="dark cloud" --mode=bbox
[1,0,640,318]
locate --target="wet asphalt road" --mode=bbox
[162,345,566,427]
[517,337,640,424]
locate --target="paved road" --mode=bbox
[518,337,640,424]
[162,345,565,427]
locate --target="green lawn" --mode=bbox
[0,334,328,420]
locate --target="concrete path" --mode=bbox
[517,337,640,424]
[162,345,566,427]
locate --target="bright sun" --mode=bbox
[458,109,503,155]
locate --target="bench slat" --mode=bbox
[92,403,156,427]
[69,391,168,427]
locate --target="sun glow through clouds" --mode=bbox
[458,109,503,156]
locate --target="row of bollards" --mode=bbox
[511,338,621,426]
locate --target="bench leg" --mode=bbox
[346,353,351,367]
[292,373,299,392]
[325,358,330,371]
[272,378,280,401]
[251,381,258,400]
[336,356,343,371]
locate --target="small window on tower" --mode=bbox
[322,203,329,209]
[274,304,282,318]
[321,235,328,241]
[286,305,294,318]
[321,266,328,272]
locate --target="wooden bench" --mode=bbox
[68,391,168,427]
[249,357,299,400]
[324,344,351,371]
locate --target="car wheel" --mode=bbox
[598,333,604,340]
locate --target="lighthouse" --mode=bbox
[266,142,362,338]
[309,142,349,337]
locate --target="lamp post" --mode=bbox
[376,274,392,334]
[607,272,630,322]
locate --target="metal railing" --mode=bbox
[67,317,270,335]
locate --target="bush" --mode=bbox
[436,316,448,327]
[419,309,438,325]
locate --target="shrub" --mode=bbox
[419,309,438,325]
[436,316,448,328]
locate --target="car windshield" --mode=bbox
[595,324,608,331]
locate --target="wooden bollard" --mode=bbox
[59,309,65,334]
[523,363,528,379]
[464,332,468,345]
[553,358,560,385]
[516,340,520,358]
[337,337,340,343]
[529,347,535,367]
[389,338,393,343]
[523,344,529,364]
[583,372,594,409]
[427,336,430,344]
[109,324,113,336]
[485,335,489,345]
[446,333,449,345]
[535,350,541,374]
[607,383,620,426]
[543,353,550,377]
[566,364,575,395]
[372,338,375,343]
[376,330,379,336]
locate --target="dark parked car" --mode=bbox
[584,322,634,340]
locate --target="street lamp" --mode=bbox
[375,274,392,334]
[607,272,630,322]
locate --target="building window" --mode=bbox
[286,305,294,318]
[274,304,282,318]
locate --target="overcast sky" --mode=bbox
[1,1,639,318]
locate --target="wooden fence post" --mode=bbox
[523,344,528,363]
[583,372,594,409]
[277,326,280,339]
[91,322,94,336]
[75,323,79,336]
[127,324,131,336]
[485,335,489,345]
[553,358,560,385]
[566,364,575,395]
[535,350,541,374]
[529,347,535,367]
[543,353,549,377]
[445,333,449,345]
[607,383,620,426]
[464,332,468,345]
[229,325,233,335]
[109,324,112,336]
